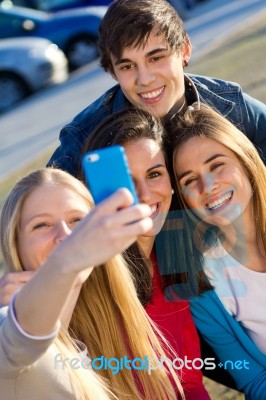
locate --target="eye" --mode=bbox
[150,55,164,63]
[32,222,50,230]
[210,162,224,172]
[69,217,83,226]
[148,171,161,179]
[119,63,134,71]
[182,176,198,187]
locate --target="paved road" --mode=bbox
[0,0,265,180]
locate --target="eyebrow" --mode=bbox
[115,47,168,65]
[147,163,166,173]
[177,154,226,181]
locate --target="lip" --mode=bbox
[205,190,234,213]
[138,86,165,104]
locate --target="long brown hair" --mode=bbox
[81,108,167,306]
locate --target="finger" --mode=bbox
[117,204,152,227]
[95,188,135,215]
[121,215,153,236]
[101,216,153,255]
[0,271,35,286]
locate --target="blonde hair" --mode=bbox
[172,104,266,253]
[1,168,183,400]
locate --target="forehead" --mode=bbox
[175,136,236,169]
[124,138,165,168]
[20,183,88,219]
[113,32,169,62]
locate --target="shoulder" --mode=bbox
[68,83,126,131]
[188,73,242,94]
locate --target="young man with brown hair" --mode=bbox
[47,0,266,175]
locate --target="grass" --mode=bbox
[0,10,265,399]
[0,147,56,274]
[188,11,266,104]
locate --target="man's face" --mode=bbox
[111,32,191,118]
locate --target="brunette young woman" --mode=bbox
[81,108,211,400]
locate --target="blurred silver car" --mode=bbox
[0,37,68,113]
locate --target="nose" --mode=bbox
[199,173,219,196]
[136,65,155,86]
[136,180,151,204]
[54,221,72,244]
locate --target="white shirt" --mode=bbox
[204,242,266,354]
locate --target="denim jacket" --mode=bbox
[48,74,266,176]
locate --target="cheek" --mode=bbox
[18,235,49,271]
[181,186,199,209]
[117,73,132,89]
[17,237,33,271]
[162,182,173,207]
[232,170,253,202]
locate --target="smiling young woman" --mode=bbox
[170,103,266,399]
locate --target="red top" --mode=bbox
[145,252,210,400]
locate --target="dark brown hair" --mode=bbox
[99,0,188,74]
[81,108,166,306]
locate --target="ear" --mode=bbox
[181,36,192,67]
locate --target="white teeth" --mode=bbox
[207,192,233,211]
[140,87,164,99]
[150,204,157,214]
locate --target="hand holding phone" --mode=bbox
[82,145,139,205]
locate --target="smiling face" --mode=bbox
[123,138,172,237]
[111,32,191,118]
[174,136,254,227]
[17,183,89,271]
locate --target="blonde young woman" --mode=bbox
[0,168,183,400]
[170,104,266,400]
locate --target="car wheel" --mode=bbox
[66,35,99,70]
[0,72,29,113]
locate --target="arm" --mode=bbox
[47,84,124,176]
[0,302,58,378]
[14,189,152,337]
[191,291,266,400]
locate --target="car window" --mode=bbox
[0,14,25,37]
[38,0,82,11]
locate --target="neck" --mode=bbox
[137,235,155,259]
[167,95,187,119]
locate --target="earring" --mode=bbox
[171,188,175,195]
[183,59,189,68]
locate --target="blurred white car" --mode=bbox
[0,37,68,113]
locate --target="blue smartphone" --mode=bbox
[82,145,139,205]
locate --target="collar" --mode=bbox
[184,74,200,106]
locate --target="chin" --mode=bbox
[142,228,157,237]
